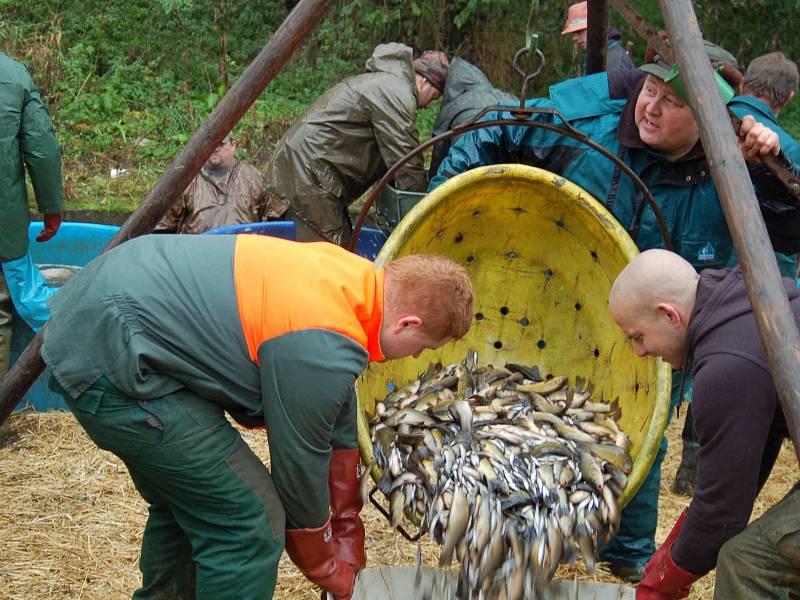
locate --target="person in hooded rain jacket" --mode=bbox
[609,249,799,599]
[263,43,448,246]
[0,51,62,377]
[428,57,516,179]
[429,42,798,582]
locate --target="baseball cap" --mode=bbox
[640,41,740,103]
[561,2,588,35]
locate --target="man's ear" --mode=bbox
[395,315,422,332]
[777,90,796,114]
[656,303,682,328]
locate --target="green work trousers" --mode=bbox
[56,378,286,600]
[714,481,800,599]
[0,270,12,376]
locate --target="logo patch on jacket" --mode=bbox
[697,242,716,263]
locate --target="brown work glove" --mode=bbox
[285,517,356,600]
[36,213,62,242]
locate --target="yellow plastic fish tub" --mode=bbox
[356,164,671,508]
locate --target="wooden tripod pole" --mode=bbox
[0,0,333,424]
[585,0,609,75]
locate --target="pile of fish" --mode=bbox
[369,350,632,600]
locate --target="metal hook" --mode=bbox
[512,46,546,102]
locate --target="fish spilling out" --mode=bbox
[369,349,632,599]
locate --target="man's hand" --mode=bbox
[36,213,62,242]
[738,115,780,163]
[637,510,698,599]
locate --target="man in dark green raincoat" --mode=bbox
[0,51,62,377]
[263,43,448,246]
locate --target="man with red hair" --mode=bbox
[43,233,473,600]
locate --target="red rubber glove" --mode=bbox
[328,449,367,572]
[36,213,62,242]
[285,517,356,600]
[637,510,699,599]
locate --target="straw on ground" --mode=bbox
[0,408,795,599]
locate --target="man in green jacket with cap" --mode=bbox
[430,41,795,583]
[0,51,63,378]
[264,43,448,247]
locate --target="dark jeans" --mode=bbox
[599,372,689,568]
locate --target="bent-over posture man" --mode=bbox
[428,57,516,179]
[43,234,473,600]
[610,249,799,599]
[264,43,448,246]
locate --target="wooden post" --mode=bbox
[660,0,800,465]
[586,0,608,75]
[0,0,333,424]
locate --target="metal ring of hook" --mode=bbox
[512,47,545,80]
[512,47,546,101]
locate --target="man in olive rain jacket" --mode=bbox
[0,51,62,377]
[263,43,448,246]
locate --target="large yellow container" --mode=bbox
[356,165,671,508]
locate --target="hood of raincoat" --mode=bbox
[428,58,516,177]
[365,43,418,98]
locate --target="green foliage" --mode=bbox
[1,0,799,212]
[780,100,800,141]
